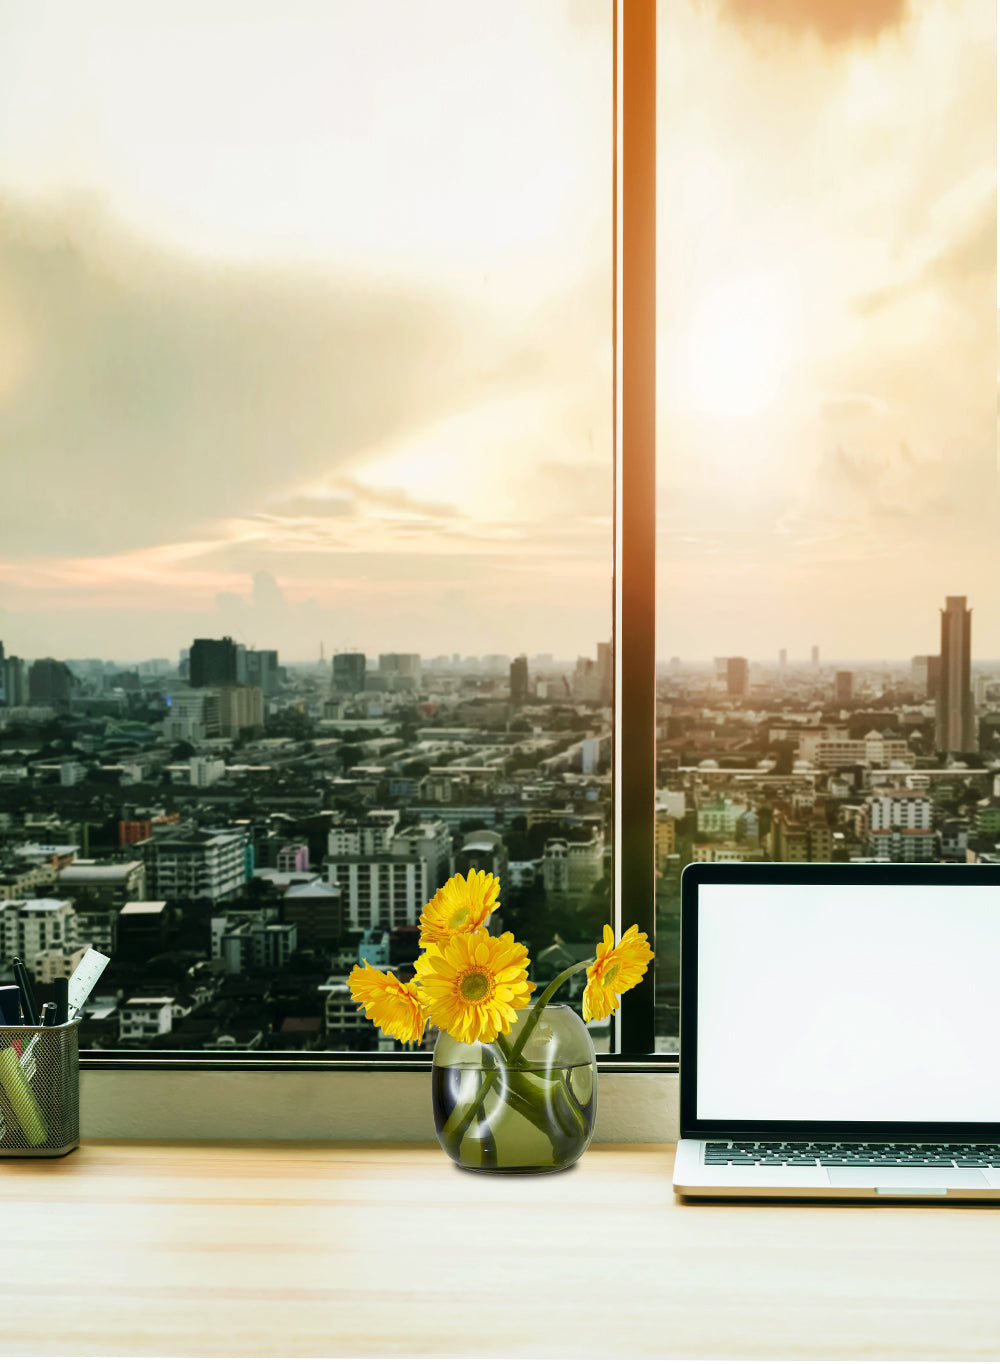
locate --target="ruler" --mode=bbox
[67,948,111,1018]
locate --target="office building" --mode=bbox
[332,652,366,695]
[726,657,749,698]
[283,881,343,946]
[2,653,28,706]
[189,638,238,688]
[139,828,250,903]
[509,655,529,708]
[935,596,975,753]
[28,658,74,706]
[377,653,421,692]
[326,812,452,932]
[245,649,281,697]
[835,671,853,704]
[216,685,264,738]
[163,690,222,742]
[811,646,820,666]
[911,654,941,700]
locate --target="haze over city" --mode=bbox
[0,0,995,662]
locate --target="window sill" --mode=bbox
[80,1064,680,1141]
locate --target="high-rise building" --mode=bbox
[835,671,853,704]
[726,657,749,697]
[189,637,238,688]
[28,658,74,706]
[935,596,975,753]
[911,654,941,700]
[332,652,366,695]
[811,645,820,666]
[245,649,281,697]
[596,641,613,706]
[509,655,529,708]
[778,648,787,669]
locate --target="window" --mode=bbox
[654,0,997,1045]
[0,1,642,1064]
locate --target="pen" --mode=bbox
[11,959,39,1026]
[51,977,69,1026]
[40,1001,57,1026]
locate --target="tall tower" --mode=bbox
[935,596,975,753]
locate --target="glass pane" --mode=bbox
[0,1,614,1054]
[654,0,997,1051]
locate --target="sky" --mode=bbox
[0,0,995,666]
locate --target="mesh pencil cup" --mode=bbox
[0,1020,79,1157]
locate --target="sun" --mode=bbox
[681,270,800,420]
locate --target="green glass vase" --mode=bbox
[431,1004,597,1173]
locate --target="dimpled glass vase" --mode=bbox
[431,1004,598,1173]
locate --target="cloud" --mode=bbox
[855,200,996,316]
[0,197,484,559]
[715,0,911,46]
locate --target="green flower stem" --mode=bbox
[440,958,595,1149]
[506,960,592,1065]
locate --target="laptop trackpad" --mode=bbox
[827,1167,988,1190]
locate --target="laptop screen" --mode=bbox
[682,866,1000,1131]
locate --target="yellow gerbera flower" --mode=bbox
[582,924,654,1022]
[347,961,428,1046]
[418,870,500,948]
[415,929,533,1045]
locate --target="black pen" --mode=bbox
[12,958,39,1026]
[51,976,69,1026]
[40,1000,57,1026]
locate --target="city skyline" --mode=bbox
[0,0,995,661]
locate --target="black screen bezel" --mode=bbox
[679,861,1000,1141]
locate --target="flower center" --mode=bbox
[601,962,619,988]
[449,906,470,929]
[460,970,491,1002]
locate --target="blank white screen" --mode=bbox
[696,882,1000,1122]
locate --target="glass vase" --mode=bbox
[431,1004,597,1173]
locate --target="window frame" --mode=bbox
[78,0,669,1078]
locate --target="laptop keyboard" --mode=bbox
[704,1141,1000,1168]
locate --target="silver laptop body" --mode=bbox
[673,862,1000,1201]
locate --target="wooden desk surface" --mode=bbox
[2,1140,997,1359]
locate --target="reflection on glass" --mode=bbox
[0,2,614,1053]
[654,0,997,1050]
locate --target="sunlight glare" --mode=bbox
[683,270,800,419]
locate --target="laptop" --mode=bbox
[672,861,1000,1201]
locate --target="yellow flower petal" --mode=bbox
[418,871,500,948]
[415,929,533,1044]
[347,962,428,1046]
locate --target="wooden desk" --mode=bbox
[2,1140,997,1358]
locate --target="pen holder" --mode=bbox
[0,1020,79,1157]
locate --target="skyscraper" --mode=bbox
[726,657,749,697]
[190,637,238,688]
[332,653,366,695]
[935,596,975,753]
[509,655,529,708]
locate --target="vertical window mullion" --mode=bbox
[614,0,657,1056]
